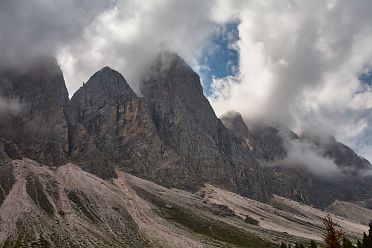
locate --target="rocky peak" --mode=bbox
[141,52,270,200]
[220,111,250,138]
[141,52,219,135]
[0,57,70,165]
[71,66,136,111]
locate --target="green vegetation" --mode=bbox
[0,164,15,207]
[278,215,367,248]
[323,214,343,248]
[26,175,55,216]
[358,221,372,248]
[67,190,101,223]
[1,220,52,248]
[133,186,276,248]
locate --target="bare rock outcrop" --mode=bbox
[221,111,372,208]
[141,52,270,200]
[0,58,70,165]
[69,66,197,186]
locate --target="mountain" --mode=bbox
[1,53,372,246]
[141,52,270,200]
[0,159,368,247]
[0,57,70,165]
[221,111,372,207]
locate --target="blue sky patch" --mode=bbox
[359,68,372,86]
[198,21,239,96]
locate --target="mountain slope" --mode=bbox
[141,52,270,200]
[221,111,372,208]
[0,158,368,247]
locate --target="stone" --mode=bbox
[0,57,70,165]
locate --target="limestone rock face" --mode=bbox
[221,111,251,139]
[221,112,372,208]
[141,53,270,200]
[1,53,372,210]
[0,58,70,165]
[0,139,11,165]
[68,67,136,178]
[69,66,196,185]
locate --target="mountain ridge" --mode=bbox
[1,52,371,207]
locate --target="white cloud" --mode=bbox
[1,0,372,163]
[209,0,372,161]
[58,0,225,95]
[280,138,341,177]
[0,97,21,115]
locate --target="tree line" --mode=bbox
[278,215,372,248]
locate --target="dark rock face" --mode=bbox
[0,58,70,165]
[250,127,288,161]
[321,140,371,171]
[269,166,372,208]
[221,112,372,208]
[0,164,15,207]
[69,66,196,185]
[0,139,11,165]
[141,53,270,200]
[69,67,137,178]
[221,111,251,139]
[1,53,372,209]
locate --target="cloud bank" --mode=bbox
[280,138,341,178]
[208,0,372,161]
[0,97,20,115]
[1,0,372,163]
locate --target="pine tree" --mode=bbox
[357,240,363,248]
[342,236,353,248]
[280,242,287,248]
[367,221,372,248]
[363,232,368,248]
[310,240,318,248]
[323,215,343,248]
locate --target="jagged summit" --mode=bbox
[150,51,193,72]
[1,53,372,211]
[221,111,251,138]
[142,51,219,136]
[72,66,135,105]
[142,54,270,200]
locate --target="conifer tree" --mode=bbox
[363,232,368,248]
[323,215,343,248]
[310,240,317,248]
[280,242,287,248]
[357,240,362,248]
[368,221,372,248]
[342,236,353,248]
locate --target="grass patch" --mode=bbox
[133,186,276,248]
[26,175,55,216]
[0,164,15,207]
[67,190,101,223]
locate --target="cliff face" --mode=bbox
[0,58,70,165]
[68,54,270,200]
[220,111,372,208]
[1,53,371,209]
[68,66,197,186]
[141,53,270,199]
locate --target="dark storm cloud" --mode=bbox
[0,0,113,65]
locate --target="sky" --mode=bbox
[1,0,372,163]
